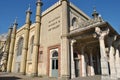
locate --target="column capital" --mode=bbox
[107,35,117,46]
[113,39,120,48]
[94,27,109,40]
[70,39,76,46]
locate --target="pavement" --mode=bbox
[0,72,120,80]
[0,72,55,80]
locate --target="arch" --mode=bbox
[52,50,58,57]
[17,37,24,56]
[15,37,24,73]
[72,17,78,27]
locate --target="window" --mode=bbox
[17,37,24,56]
[52,51,58,57]
[52,50,58,69]
[29,36,34,60]
[30,36,34,54]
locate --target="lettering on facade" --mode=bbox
[48,16,60,31]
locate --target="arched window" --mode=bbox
[30,36,34,54]
[52,50,58,57]
[72,17,78,27]
[17,37,24,56]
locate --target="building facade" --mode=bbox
[0,33,8,71]
[1,0,120,80]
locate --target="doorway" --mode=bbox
[51,50,58,77]
[74,52,80,77]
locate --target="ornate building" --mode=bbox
[0,33,8,71]
[1,0,120,80]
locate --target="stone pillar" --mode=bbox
[1,26,13,71]
[115,48,120,78]
[109,46,117,79]
[107,36,117,79]
[94,27,109,76]
[5,26,13,53]
[70,40,76,78]
[32,0,43,76]
[20,5,32,74]
[81,45,86,77]
[60,0,70,79]
[89,48,95,76]
[7,19,18,72]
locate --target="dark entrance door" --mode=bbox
[74,59,79,77]
[93,54,101,75]
[74,53,79,77]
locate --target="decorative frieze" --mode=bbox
[70,18,103,31]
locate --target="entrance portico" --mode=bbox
[68,19,116,78]
[70,38,101,77]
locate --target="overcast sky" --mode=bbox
[0,0,120,34]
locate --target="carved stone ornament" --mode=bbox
[94,27,109,40]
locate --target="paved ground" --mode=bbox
[0,72,55,80]
[0,72,120,80]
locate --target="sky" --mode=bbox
[0,0,120,34]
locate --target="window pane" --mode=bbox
[56,60,58,69]
[30,36,34,54]
[52,60,54,69]
[52,51,58,57]
[17,37,23,56]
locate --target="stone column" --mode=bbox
[89,48,95,76]
[115,48,120,78]
[109,46,117,79]
[1,26,13,71]
[32,0,43,76]
[7,19,18,72]
[20,5,32,74]
[107,36,117,79]
[70,40,76,78]
[60,0,70,79]
[81,45,86,77]
[94,27,109,76]
[5,26,13,54]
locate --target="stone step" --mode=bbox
[1,72,120,80]
[71,75,101,80]
[71,75,120,80]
